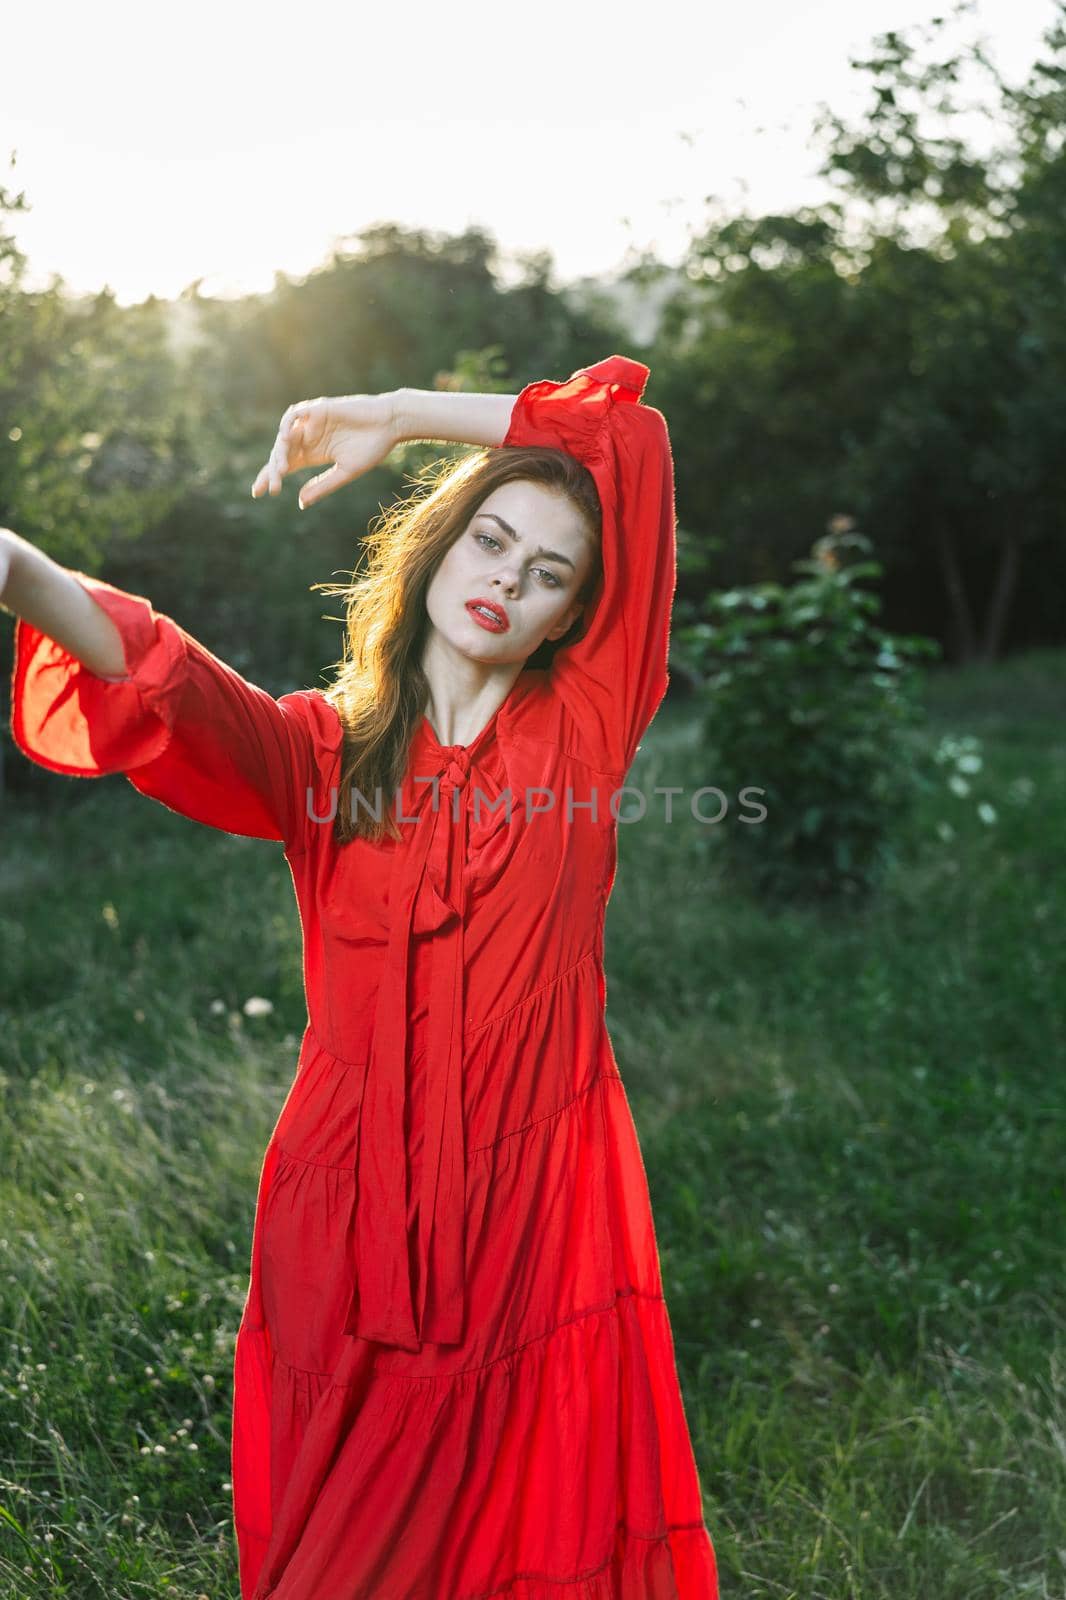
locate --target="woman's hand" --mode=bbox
[251,390,403,510]
[0,531,12,605]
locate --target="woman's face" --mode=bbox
[424,479,596,666]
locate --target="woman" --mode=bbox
[4,355,719,1599]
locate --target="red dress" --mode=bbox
[10,355,719,1599]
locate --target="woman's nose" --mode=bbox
[491,568,520,595]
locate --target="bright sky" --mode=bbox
[4,0,1059,306]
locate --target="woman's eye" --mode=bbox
[474,531,560,587]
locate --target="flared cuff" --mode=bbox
[10,571,188,778]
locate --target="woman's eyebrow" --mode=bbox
[475,512,577,572]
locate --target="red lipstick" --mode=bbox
[466,598,510,633]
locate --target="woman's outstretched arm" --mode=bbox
[1,529,127,678]
[2,527,338,849]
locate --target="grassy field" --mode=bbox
[1,649,1064,1598]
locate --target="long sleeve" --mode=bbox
[9,570,337,851]
[501,354,677,775]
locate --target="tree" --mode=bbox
[651,1,1066,662]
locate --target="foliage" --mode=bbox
[673,525,941,904]
[652,3,1066,663]
[0,195,191,572]
[6,0,1066,811]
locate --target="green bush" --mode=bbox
[674,527,941,903]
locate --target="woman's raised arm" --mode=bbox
[250,387,518,508]
[392,388,518,451]
[498,356,677,776]
[254,358,677,776]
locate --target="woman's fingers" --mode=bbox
[279,401,307,442]
[251,440,285,499]
[249,404,290,499]
[270,436,289,494]
[251,459,278,498]
[298,463,349,511]
[250,398,345,503]
[251,415,304,498]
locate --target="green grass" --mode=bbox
[2,648,1065,1598]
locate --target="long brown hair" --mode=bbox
[313,444,603,847]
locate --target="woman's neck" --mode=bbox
[421,661,527,748]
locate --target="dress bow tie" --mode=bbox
[341,741,476,1351]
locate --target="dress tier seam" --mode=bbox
[269,1283,668,1387]
[452,1519,715,1600]
[252,1518,714,1600]
[302,943,600,1069]
[274,1067,625,1171]
[463,946,598,1039]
